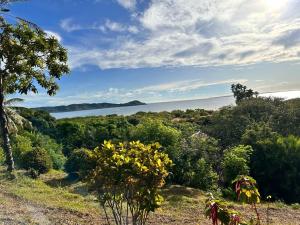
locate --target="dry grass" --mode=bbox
[0,168,300,225]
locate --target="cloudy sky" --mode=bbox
[10,0,300,107]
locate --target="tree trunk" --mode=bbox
[0,80,14,172]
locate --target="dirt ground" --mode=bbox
[1,188,300,225]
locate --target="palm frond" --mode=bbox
[4,97,24,106]
[4,107,32,133]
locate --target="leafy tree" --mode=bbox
[204,106,252,148]
[231,83,258,104]
[130,119,181,160]
[87,141,172,225]
[222,145,253,186]
[0,16,69,171]
[131,119,181,147]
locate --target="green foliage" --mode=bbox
[173,136,220,190]
[87,141,172,225]
[233,176,260,204]
[244,130,300,203]
[12,134,32,165]
[205,193,244,225]
[188,158,218,190]
[0,147,5,165]
[16,107,56,135]
[0,18,69,96]
[20,147,53,175]
[204,96,299,148]
[55,117,133,156]
[131,119,181,147]
[65,148,96,179]
[222,145,253,186]
[19,132,65,170]
[232,175,261,224]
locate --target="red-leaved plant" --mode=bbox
[205,193,245,225]
[232,176,261,225]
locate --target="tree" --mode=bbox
[0,17,69,171]
[231,83,258,104]
[130,119,181,160]
[222,145,253,186]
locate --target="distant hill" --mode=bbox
[33,100,146,113]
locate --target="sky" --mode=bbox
[8,0,300,107]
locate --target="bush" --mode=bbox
[65,148,96,179]
[243,125,300,203]
[16,132,65,170]
[20,147,53,175]
[222,145,253,186]
[173,136,220,190]
[12,135,33,165]
[189,158,218,190]
[87,141,172,225]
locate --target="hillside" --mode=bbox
[0,168,300,225]
[33,100,146,113]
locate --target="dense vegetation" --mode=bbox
[1,88,298,208]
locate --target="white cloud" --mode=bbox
[17,78,248,107]
[136,79,248,93]
[66,0,300,70]
[60,18,138,34]
[60,18,83,32]
[116,0,136,10]
[45,30,62,42]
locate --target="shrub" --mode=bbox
[65,148,96,179]
[12,135,33,165]
[243,125,300,203]
[232,175,261,224]
[24,132,65,170]
[205,193,243,225]
[87,141,172,225]
[173,136,220,189]
[188,158,218,190]
[20,147,53,175]
[222,145,253,186]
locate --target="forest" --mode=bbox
[0,83,299,224]
[2,85,299,200]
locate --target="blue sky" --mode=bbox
[9,0,300,107]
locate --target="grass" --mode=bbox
[0,168,99,214]
[0,167,300,224]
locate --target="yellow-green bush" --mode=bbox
[87,141,173,225]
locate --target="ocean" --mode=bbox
[51,96,235,119]
[51,90,300,119]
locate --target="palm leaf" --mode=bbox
[4,97,24,106]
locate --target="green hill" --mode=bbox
[33,100,146,113]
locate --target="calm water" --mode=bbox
[51,90,300,119]
[52,96,235,119]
